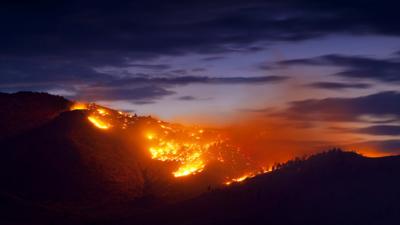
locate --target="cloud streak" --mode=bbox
[279,54,400,82]
[282,91,400,122]
[2,0,399,58]
[307,81,372,90]
[355,125,400,136]
[76,85,175,102]
[97,75,289,88]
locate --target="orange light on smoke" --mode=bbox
[70,102,88,110]
[146,132,155,140]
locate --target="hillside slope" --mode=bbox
[0,92,70,140]
[0,110,148,205]
[118,150,400,225]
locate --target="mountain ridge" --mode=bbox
[0,92,399,225]
[115,150,400,225]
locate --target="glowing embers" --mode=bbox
[70,102,88,110]
[173,158,205,177]
[224,173,256,185]
[96,108,108,116]
[224,166,272,185]
[86,106,112,129]
[146,126,215,177]
[88,116,111,129]
[73,102,140,130]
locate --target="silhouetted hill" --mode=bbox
[0,93,199,221]
[0,92,71,140]
[117,150,400,225]
[0,110,149,206]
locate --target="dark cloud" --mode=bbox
[202,56,226,61]
[355,125,400,136]
[307,81,372,90]
[2,0,400,59]
[282,91,400,122]
[176,95,212,101]
[170,69,187,75]
[76,85,175,102]
[130,100,157,105]
[177,96,198,101]
[347,140,400,155]
[192,68,207,72]
[237,107,274,113]
[2,0,400,98]
[279,54,400,82]
[79,75,288,101]
[63,75,285,102]
[0,46,288,101]
[0,56,112,84]
[128,64,171,70]
[82,72,281,102]
[258,64,274,70]
[100,75,289,88]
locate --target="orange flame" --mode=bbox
[70,102,88,110]
[145,126,216,177]
[88,116,110,129]
[225,166,272,185]
[76,103,274,180]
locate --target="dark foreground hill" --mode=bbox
[0,110,147,204]
[116,150,400,225]
[0,92,71,140]
[4,149,400,225]
[0,92,171,224]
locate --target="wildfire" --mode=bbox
[173,159,205,177]
[68,100,393,186]
[225,166,272,185]
[145,125,217,177]
[70,102,88,110]
[88,116,110,129]
[225,174,252,185]
[79,104,134,130]
[71,102,269,183]
[146,133,154,140]
[97,108,108,116]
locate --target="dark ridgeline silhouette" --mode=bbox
[121,150,400,225]
[0,110,146,202]
[0,92,399,225]
[0,92,71,140]
[0,92,170,224]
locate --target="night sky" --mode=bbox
[1,1,400,154]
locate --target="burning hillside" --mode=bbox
[0,92,391,206]
[69,100,393,186]
[70,102,271,185]
[0,91,389,202]
[0,92,399,225]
